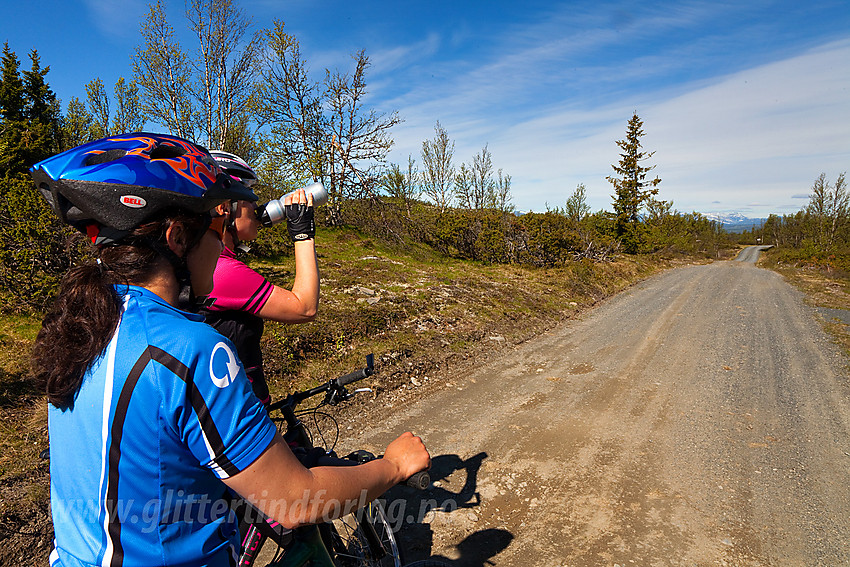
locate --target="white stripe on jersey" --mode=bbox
[99,301,126,567]
[200,430,228,479]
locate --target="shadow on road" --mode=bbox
[408,528,514,566]
[428,452,487,508]
[386,452,514,565]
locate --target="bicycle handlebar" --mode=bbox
[405,470,430,490]
[266,354,375,413]
[318,452,431,490]
[268,353,430,490]
[337,353,375,386]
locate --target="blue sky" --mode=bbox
[3,0,849,217]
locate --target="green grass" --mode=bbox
[0,312,47,483]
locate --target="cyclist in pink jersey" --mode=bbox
[204,151,319,405]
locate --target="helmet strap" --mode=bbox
[220,200,241,249]
[144,215,212,311]
[224,201,252,254]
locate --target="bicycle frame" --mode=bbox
[262,527,335,567]
[237,355,402,567]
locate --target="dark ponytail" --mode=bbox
[32,211,207,410]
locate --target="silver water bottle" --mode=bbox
[257,182,327,227]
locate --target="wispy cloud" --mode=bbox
[82,0,147,42]
[255,0,850,216]
[371,1,850,216]
[370,33,442,77]
[641,39,850,214]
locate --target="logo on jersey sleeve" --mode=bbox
[210,342,240,388]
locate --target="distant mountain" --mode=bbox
[703,212,767,233]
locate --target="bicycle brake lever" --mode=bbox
[323,385,347,406]
[353,388,372,394]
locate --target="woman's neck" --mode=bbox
[131,261,179,306]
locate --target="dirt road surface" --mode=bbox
[343,247,850,566]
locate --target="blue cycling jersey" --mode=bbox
[48,286,277,567]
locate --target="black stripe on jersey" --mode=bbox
[148,345,239,477]
[106,346,152,567]
[105,345,240,567]
[237,280,273,313]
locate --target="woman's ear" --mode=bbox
[165,222,189,257]
[213,202,230,218]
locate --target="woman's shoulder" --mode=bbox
[214,250,260,278]
[207,254,271,313]
[122,286,225,349]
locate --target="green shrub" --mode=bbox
[0,175,87,312]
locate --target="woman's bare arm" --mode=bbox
[223,431,429,529]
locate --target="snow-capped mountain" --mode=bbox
[703,212,750,224]
[703,212,766,232]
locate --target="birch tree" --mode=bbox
[185,0,264,150]
[61,97,95,149]
[132,0,194,139]
[324,50,401,222]
[258,23,324,185]
[382,156,419,215]
[469,145,493,210]
[421,121,454,212]
[260,23,401,225]
[493,169,514,213]
[85,78,109,138]
[132,0,263,149]
[808,172,849,249]
[112,77,147,133]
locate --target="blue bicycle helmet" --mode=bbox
[31,132,256,244]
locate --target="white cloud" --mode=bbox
[82,0,147,41]
[370,33,442,77]
[261,1,848,217]
[642,39,850,215]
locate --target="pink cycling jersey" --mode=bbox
[207,247,274,314]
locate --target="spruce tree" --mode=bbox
[22,50,62,161]
[0,45,79,310]
[0,43,24,123]
[24,49,60,126]
[607,112,661,253]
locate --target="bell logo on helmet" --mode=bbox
[120,195,147,208]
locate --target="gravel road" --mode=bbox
[344,247,850,566]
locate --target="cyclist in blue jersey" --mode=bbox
[30,133,430,567]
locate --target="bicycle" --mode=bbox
[237,354,434,567]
